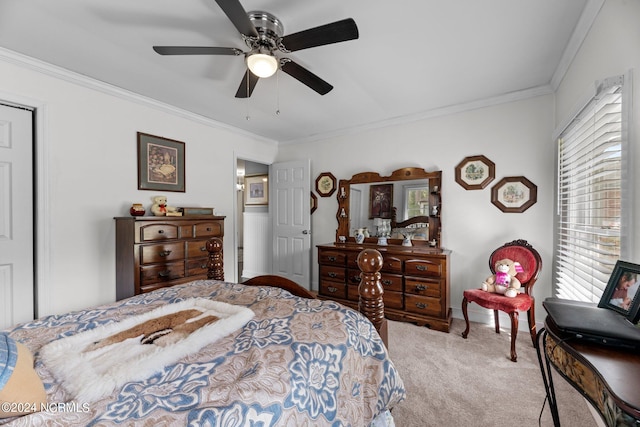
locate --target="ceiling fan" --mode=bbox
[153,0,359,98]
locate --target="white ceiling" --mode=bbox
[0,0,594,144]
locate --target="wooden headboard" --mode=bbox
[205,237,388,346]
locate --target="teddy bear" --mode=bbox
[151,195,178,216]
[482,258,523,298]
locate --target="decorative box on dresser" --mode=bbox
[317,243,452,332]
[114,215,225,300]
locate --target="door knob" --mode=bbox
[302,230,311,234]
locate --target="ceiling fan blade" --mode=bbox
[280,18,358,52]
[235,70,259,98]
[214,0,258,37]
[153,46,242,55]
[281,60,333,95]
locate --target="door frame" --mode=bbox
[232,151,273,283]
[0,90,51,318]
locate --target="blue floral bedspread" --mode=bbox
[1,280,405,426]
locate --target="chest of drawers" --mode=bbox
[317,243,452,332]
[115,216,225,300]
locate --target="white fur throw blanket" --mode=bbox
[39,298,254,402]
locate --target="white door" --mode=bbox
[270,159,311,288]
[0,104,34,329]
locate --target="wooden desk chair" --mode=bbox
[461,239,542,362]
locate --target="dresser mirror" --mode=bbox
[336,168,442,247]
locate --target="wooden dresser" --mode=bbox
[114,216,225,300]
[317,243,452,332]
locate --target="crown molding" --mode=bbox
[550,0,605,91]
[279,85,554,146]
[0,47,278,146]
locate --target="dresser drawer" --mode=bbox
[347,283,360,302]
[140,262,185,285]
[193,221,223,237]
[186,240,210,258]
[382,256,403,273]
[186,258,208,276]
[405,258,444,278]
[405,277,441,297]
[320,265,346,282]
[380,273,403,293]
[140,242,185,264]
[405,294,442,317]
[319,250,347,266]
[346,269,362,286]
[319,281,347,299]
[139,223,179,241]
[347,254,359,270]
[347,285,404,309]
[383,291,404,310]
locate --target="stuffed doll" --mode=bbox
[150,195,178,216]
[482,258,523,298]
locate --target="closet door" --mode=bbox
[0,104,34,329]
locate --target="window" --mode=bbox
[403,185,429,218]
[553,75,630,302]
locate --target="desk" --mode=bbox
[536,317,640,426]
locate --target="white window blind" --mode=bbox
[554,76,629,302]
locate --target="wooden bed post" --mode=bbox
[206,237,224,280]
[357,249,388,347]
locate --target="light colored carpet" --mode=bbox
[387,318,599,427]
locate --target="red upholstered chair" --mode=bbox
[461,239,542,362]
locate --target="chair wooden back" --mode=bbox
[488,239,542,296]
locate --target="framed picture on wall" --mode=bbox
[137,132,185,192]
[369,183,393,219]
[490,176,537,213]
[598,260,640,323]
[311,192,318,214]
[244,174,268,205]
[315,172,337,197]
[454,155,495,190]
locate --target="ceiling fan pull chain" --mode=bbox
[276,69,281,116]
[245,69,251,120]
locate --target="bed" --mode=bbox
[0,238,405,426]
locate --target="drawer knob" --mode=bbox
[200,246,207,251]
[158,230,164,234]
[416,265,426,271]
[206,227,212,231]
[382,279,392,286]
[328,272,337,278]
[415,284,428,291]
[328,286,338,293]
[328,256,337,262]
[416,302,427,309]
[200,264,207,269]
[158,270,171,278]
[159,250,172,257]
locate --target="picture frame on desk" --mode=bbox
[179,207,214,216]
[598,260,640,323]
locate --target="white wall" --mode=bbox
[555,0,640,261]
[276,94,556,324]
[0,54,278,317]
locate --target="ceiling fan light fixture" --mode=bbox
[246,52,278,78]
